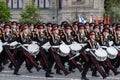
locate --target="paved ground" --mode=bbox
[0,63,120,80]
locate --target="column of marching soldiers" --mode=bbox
[0,21,120,80]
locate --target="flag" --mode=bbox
[104,16,107,24]
[92,16,94,23]
[100,16,103,22]
[79,16,86,24]
[90,15,93,23]
[107,16,110,24]
[96,16,98,24]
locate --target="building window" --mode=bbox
[34,0,50,8]
[77,0,81,1]
[7,0,23,9]
[59,0,62,9]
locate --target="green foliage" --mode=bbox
[19,4,42,24]
[0,1,11,22]
[104,0,120,23]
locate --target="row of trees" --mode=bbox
[104,0,120,23]
[0,1,41,24]
[0,0,120,23]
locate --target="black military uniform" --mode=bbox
[14,24,40,75]
[0,24,17,71]
[61,25,82,73]
[80,31,107,80]
[33,24,53,77]
[48,26,70,76]
[98,28,120,76]
[113,26,120,69]
[74,25,88,69]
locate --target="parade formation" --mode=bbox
[0,21,120,80]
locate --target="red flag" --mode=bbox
[92,16,94,23]
[96,16,98,24]
[100,16,103,22]
[107,16,110,24]
[104,16,107,24]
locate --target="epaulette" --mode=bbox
[61,35,64,38]
[47,36,51,39]
[74,36,77,39]
[112,36,114,39]
[100,35,103,38]
[0,34,2,37]
[97,37,100,41]
[59,33,63,36]
[34,34,37,38]
[13,35,16,38]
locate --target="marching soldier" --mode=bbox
[99,22,104,33]
[74,25,88,69]
[112,25,120,69]
[80,31,107,80]
[84,22,90,38]
[61,24,82,73]
[0,24,17,71]
[13,24,41,75]
[33,24,53,77]
[48,25,70,76]
[89,23,95,31]
[75,25,87,43]
[98,28,120,76]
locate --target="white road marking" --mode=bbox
[0,74,76,80]
[0,71,120,80]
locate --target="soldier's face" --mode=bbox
[90,26,93,31]
[5,26,10,32]
[90,34,95,40]
[103,32,109,37]
[55,29,59,34]
[79,29,84,33]
[74,25,78,31]
[30,25,34,29]
[94,28,99,32]
[47,27,52,30]
[53,29,59,34]
[109,27,113,31]
[85,25,89,29]
[25,29,29,34]
[38,28,44,32]
[12,24,17,29]
[23,27,29,34]
[100,25,103,28]
[66,29,72,34]
[116,29,120,35]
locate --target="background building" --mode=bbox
[4,0,105,24]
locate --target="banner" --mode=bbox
[79,16,86,24]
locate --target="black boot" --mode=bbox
[13,73,21,75]
[27,69,32,73]
[56,69,63,75]
[64,71,70,76]
[36,67,41,72]
[115,71,120,76]
[13,69,20,75]
[13,67,20,75]
[81,76,89,80]
[8,64,14,70]
[0,66,4,72]
[69,67,75,73]
[92,69,100,77]
[45,72,53,77]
